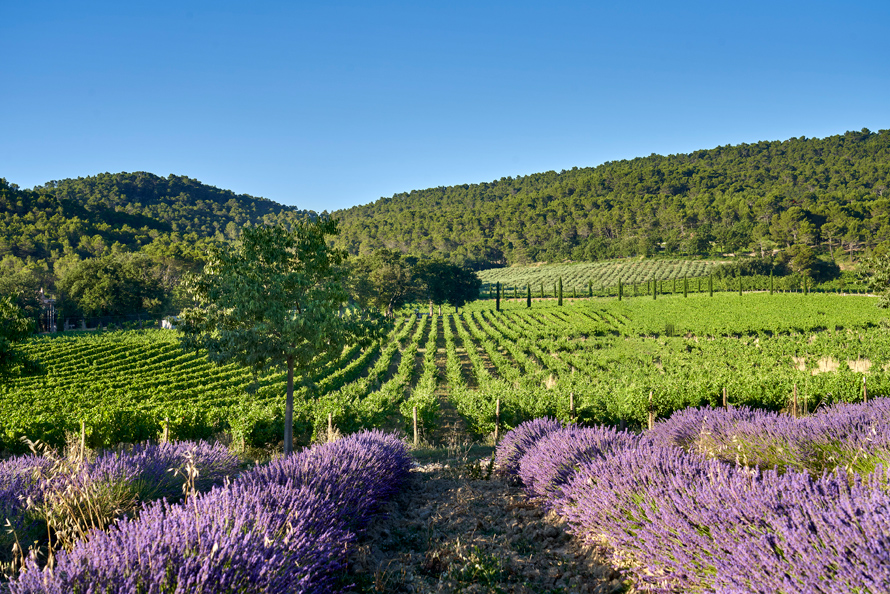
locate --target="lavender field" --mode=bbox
[499,399,890,593]
[0,431,412,593]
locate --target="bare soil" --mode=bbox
[345,454,628,594]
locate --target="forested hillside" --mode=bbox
[332,129,890,269]
[3,129,889,322]
[0,172,312,319]
[1,172,311,264]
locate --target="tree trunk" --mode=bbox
[429,299,433,316]
[284,357,294,456]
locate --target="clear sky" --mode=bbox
[3,1,888,212]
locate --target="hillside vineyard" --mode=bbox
[2,293,885,453]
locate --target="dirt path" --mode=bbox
[345,459,627,593]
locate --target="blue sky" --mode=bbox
[3,1,888,212]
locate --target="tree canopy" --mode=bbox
[0,296,36,377]
[177,219,385,454]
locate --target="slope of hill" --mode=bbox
[332,129,890,269]
[0,172,312,265]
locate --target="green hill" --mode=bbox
[332,129,890,269]
[0,171,312,266]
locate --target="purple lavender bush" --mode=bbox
[242,429,413,530]
[86,440,242,502]
[646,398,890,476]
[8,430,412,593]
[495,417,563,479]
[517,425,638,504]
[0,455,53,566]
[557,444,890,593]
[10,481,349,594]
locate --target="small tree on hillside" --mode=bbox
[177,220,384,455]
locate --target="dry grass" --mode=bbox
[813,356,840,375]
[847,358,873,373]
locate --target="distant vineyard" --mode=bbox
[2,293,886,453]
[476,258,725,294]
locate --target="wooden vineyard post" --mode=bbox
[570,392,575,419]
[494,397,501,444]
[413,406,418,446]
[863,376,868,404]
[723,386,727,410]
[792,384,798,418]
[162,417,169,443]
[80,420,86,464]
[648,391,654,430]
[328,413,333,442]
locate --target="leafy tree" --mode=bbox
[441,265,482,313]
[56,253,167,318]
[413,259,455,316]
[347,249,416,318]
[0,295,36,377]
[177,219,383,454]
[862,254,890,307]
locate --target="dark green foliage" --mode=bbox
[496,282,501,311]
[0,296,36,377]
[56,253,168,318]
[526,285,531,308]
[331,130,890,268]
[412,258,481,314]
[558,278,563,306]
[177,219,384,455]
[618,278,623,301]
[862,254,890,307]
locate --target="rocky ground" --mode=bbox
[344,450,629,594]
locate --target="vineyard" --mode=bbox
[2,292,887,454]
[476,258,726,294]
